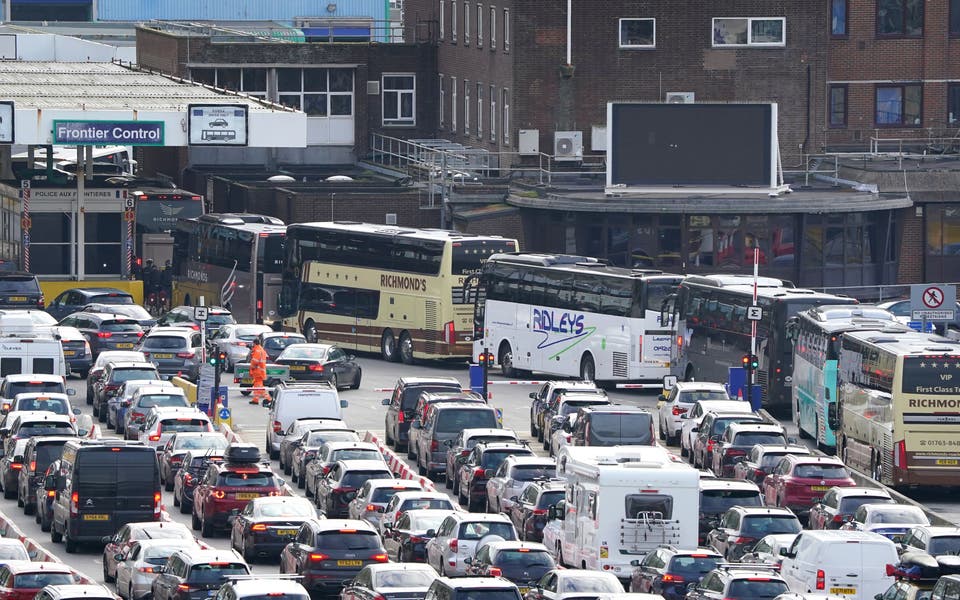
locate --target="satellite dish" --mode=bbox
[326,175,354,182]
[267,175,296,183]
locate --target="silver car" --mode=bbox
[347,478,424,528]
[207,324,272,372]
[115,538,202,600]
[424,512,518,577]
[137,327,203,381]
[485,455,555,514]
[657,382,730,446]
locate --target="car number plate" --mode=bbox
[240,378,253,385]
[276,529,298,536]
[83,513,109,521]
[830,588,857,596]
[116,343,135,349]
[337,560,362,567]
[235,492,260,500]
[289,365,306,371]
[519,588,529,596]
[811,485,830,491]
[63,350,76,356]
[937,459,959,466]
[153,353,174,359]
[7,296,26,302]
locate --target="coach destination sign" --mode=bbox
[52,120,165,146]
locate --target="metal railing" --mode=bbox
[806,283,960,303]
[144,19,405,44]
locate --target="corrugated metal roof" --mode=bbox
[0,61,291,111]
[97,0,388,22]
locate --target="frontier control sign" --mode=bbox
[52,120,165,146]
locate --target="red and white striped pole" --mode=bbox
[20,180,30,272]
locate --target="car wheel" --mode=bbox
[399,332,415,365]
[201,516,215,538]
[579,354,596,382]
[192,510,201,531]
[330,373,339,390]
[64,528,78,553]
[164,476,174,492]
[303,320,318,343]
[658,418,666,441]
[173,491,180,507]
[350,370,361,390]
[104,560,115,583]
[50,520,62,543]
[242,538,255,563]
[445,473,453,489]
[129,584,134,600]
[406,443,416,461]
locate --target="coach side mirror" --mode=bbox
[827,402,839,430]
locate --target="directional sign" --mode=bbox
[911,284,957,322]
[194,306,209,322]
[124,196,135,210]
[747,306,763,321]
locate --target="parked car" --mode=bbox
[150,549,249,600]
[382,509,455,563]
[379,491,458,535]
[346,479,424,529]
[297,429,364,493]
[465,541,555,592]
[0,561,79,600]
[737,534,799,569]
[733,444,811,485]
[706,506,802,561]
[446,428,521,492]
[255,332,308,362]
[46,287,134,321]
[275,343,362,389]
[82,303,156,332]
[840,504,930,541]
[93,361,159,421]
[424,512,519,577]
[229,496,318,562]
[409,391,486,461]
[172,452,223,515]
[137,327,203,382]
[684,565,788,600]
[342,563,438,600]
[698,478,764,545]
[528,380,604,442]
[628,546,722,600]
[526,569,624,600]
[680,400,755,459]
[123,385,189,441]
[507,479,565,542]
[278,417,351,474]
[58,311,144,358]
[114,538,202,600]
[486,455,555,514]
[710,423,787,478]
[101,521,195,584]
[456,442,534,512]
[85,351,145,405]
[49,326,92,378]
[158,432,229,491]
[657,382,730,446]
[413,403,500,481]
[313,459,393,516]
[0,271,44,310]
[692,410,765,470]
[762,455,856,520]
[155,305,235,335]
[807,487,895,530]
[206,324,272,372]
[191,459,284,536]
[898,525,960,557]
[303,441,385,498]
[382,376,462,452]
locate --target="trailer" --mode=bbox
[551,445,699,580]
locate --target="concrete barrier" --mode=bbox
[0,510,96,583]
[171,376,198,406]
[363,431,437,492]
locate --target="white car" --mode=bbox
[530,569,625,600]
[680,399,754,458]
[658,382,730,446]
[541,517,564,561]
[347,478,424,529]
[115,538,202,600]
[380,491,458,535]
[841,503,930,539]
[549,414,576,457]
[138,406,213,449]
[486,455,555,514]
[424,512,518,577]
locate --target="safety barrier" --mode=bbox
[171,376,198,405]
[362,432,437,492]
[0,510,96,583]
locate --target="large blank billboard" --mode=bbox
[607,103,776,188]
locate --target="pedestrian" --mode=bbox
[249,337,268,406]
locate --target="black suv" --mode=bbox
[58,312,145,358]
[569,405,655,447]
[0,271,43,310]
[456,442,533,512]
[92,361,159,420]
[628,546,722,600]
[46,287,134,321]
[382,376,462,452]
[156,306,235,335]
[507,478,565,542]
[18,435,72,515]
[422,577,522,600]
[151,549,249,600]
[172,451,223,514]
[684,565,788,600]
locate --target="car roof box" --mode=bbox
[224,442,261,464]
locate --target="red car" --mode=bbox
[192,461,284,537]
[0,561,77,600]
[762,454,855,521]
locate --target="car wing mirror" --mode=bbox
[381,398,391,406]
[66,388,77,397]
[425,528,436,537]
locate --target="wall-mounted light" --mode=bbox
[327,3,337,12]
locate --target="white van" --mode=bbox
[0,334,68,379]
[779,529,897,600]
[266,381,347,459]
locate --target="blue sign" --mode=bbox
[52,120,165,146]
[219,407,231,420]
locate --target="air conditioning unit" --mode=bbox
[554,131,583,161]
[367,80,380,95]
[665,92,695,104]
[385,213,397,225]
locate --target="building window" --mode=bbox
[875,84,922,126]
[382,74,415,126]
[490,84,497,141]
[464,1,470,45]
[619,18,655,48]
[502,88,510,145]
[439,75,445,129]
[877,0,923,36]
[190,68,267,99]
[452,0,457,42]
[477,4,483,47]
[490,6,496,48]
[30,213,71,275]
[451,76,457,131]
[952,0,960,36]
[476,82,483,138]
[277,68,354,116]
[831,0,848,36]
[949,84,960,124]
[464,79,471,133]
[85,213,122,276]
[926,206,960,281]
[439,0,445,40]
[829,85,847,128]
[712,17,786,46]
[503,8,510,51]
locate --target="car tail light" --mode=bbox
[273,421,283,433]
[366,504,377,512]
[132,411,145,420]
[449,539,458,552]
[397,412,404,423]
[459,450,470,457]
[370,553,389,563]
[46,490,55,498]
[672,406,687,416]
[171,456,183,466]
[309,553,329,562]
[251,524,267,532]
[409,535,424,543]
[29,461,35,472]
[177,352,195,359]
[142,352,151,359]
[189,324,200,331]
[139,567,155,573]
[474,467,485,477]
[723,448,747,460]
[153,492,161,517]
[84,341,92,354]
[444,321,455,345]
[431,440,439,452]
[268,490,281,496]
[754,468,766,478]
[308,364,324,372]
[662,574,685,583]
[177,584,193,592]
[70,492,78,517]
[816,569,825,590]
[706,439,716,453]
[322,466,331,475]
[38,295,44,308]
[235,341,249,348]
[895,440,906,468]
[531,509,548,515]
[0,403,8,412]
[136,332,144,338]
[149,434,161,442]
[488,567,502,577]
[213,490,226,499]
[184,473,193,484]
[733,536,756,545]
[334,487,356,496]
[256,300,264,322]
[10,463,21,470]
[832,514,844,523]
[97,332,113,339]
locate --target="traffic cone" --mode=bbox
[737,388,744,402]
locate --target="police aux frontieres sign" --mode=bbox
[53,120,164,146]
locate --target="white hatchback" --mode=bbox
[658,382,731,446]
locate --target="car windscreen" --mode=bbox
[159,418,209,433]
[174,436,227,451]
[15,397,68,414]
[113,369,159,382]
[218,472,276,487]
[760,453,796,469]
[481,450,528,470]
[102,321,143,332]
[374,569,437,588]
[34,442,67,473]
[340,471,392,488]
[411,513,448,532]
[559,400,609,416]
[256,501,315,518]
[494,549,555,579]
[732,433,786,446]
[740,515,802,535]
[186,563,249,584]
[280,346,326,360]
[726,580,788,600]
[142,336,187,350]
[625,494,673,519]
[144,544,186,565]
[401,385,461,410]
[587,413,653,445]
[306,431,358,445]
[700,489,763,514]
[792,464,848,479]
[536,490,565,509]
[0,277,39,293]
[928,536,960,555]
[206,314,235,328]
[76,449,158,497]
[866,507,928,524]
[263,336,306,352]
[457,521,517,541]
[315,531,382,549]
[512,465,556,482]
[400,498,454,511]
[453,591,520,600]
[11,572,75,588]
[435,409,497,433]
[710,416,762,436]
[668,555,722,578]
[837,496,893,515]
[17,423,74,436]
[681,391,731,404]
[330,449,381,462]
[137,394,188,409]
[0,544,28,561]
[8,382,63,396]
[90,294,134,305]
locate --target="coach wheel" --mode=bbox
[399,332,415,365]
[499,343,516,378]
[381,330,399,362]
[183,294,191,307]
[303,320,318,343]
[580,355,596,383]
[684,365,696,382]
[872,453,883,483]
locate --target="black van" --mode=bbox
[47,439,161,553]
[569,405,656,447]
[0,272,43,310]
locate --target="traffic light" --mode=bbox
[477,351,495,368]
[208,353,219,367]
[218,351,227,366]
[742,354,759,371]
